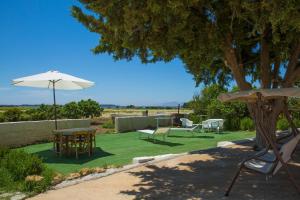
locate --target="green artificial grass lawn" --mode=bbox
[21,130,254,174]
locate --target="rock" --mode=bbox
[93,167,106,173]
[52,173,64,185]
[25,175,44,182]
[11,192,26,200]
[79,168,92,176]
[132,156,155,164]
[66,172,81,180]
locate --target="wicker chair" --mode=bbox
[70,132,91,159]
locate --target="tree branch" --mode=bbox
[222,34,251,90]
[260,29,271,88]
[283,41,300,87]
[272,57,280,88]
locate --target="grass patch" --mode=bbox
[21,130,254,174]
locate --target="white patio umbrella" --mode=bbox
[12,70,95,129]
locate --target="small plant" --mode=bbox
[240,117,254,131]
[102,120,114,129]
[3,108,22,122]
[0,149,54,193]
[277,118,289,130]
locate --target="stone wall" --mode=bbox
[115,115,172,133]
[0,119,91,147]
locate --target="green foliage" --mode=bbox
[72,0,300,87]
[187,113,201,124]
[187,84,249,131]
[25,104,63,121]
[0,167,14,189]
[240,117,254,131]
[102,120,114,129]
[62,101,82,119]
[1,150,44,181]
[0,113,5,122]
[0,99,103,122]
[3,108,22,122]
[78,99,103,118]
[0,149,53,193]
[22,168,53,193]
[276,118,290,130]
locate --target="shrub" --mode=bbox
[276,118,289,130]
[62,102,82,119]
[102,121,114,129]
[23,168,53,193]
[3,108,22,122]
[188,113,201,124]
[78,99,103,118]
[0,149,54,193]
[0,167,14,190]
[0,113,5,122]
[293,118,300,128]
[0,147,10,159]
[240,117,254,131]
[224,118,240,131]
[2,150,44,181]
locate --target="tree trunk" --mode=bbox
[248,99,285,150]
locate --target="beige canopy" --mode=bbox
[218,88,300,103]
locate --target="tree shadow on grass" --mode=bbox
[141,138,183,147]
[120,143,300,200]
[33,147,114,164]
[167,135,215,139]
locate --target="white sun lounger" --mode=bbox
[138,127,170,141]
[225,133,300,196]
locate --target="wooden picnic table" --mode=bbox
[53,127,97,158]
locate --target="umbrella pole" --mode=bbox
[52,81,58,130]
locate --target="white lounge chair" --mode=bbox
[170,118,201,132]
[225,133,300,196]
[138,127,170,141]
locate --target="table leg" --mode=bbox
[66,136,69,156]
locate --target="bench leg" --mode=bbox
[225,165,243,196]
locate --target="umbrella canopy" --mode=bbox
[12,70,95,129]
[12,70,94,90]
[218,88,300,103]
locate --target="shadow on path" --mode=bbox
[120,144,300,200]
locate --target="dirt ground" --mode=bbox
[30,143,300,200]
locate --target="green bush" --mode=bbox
[2,150,44,181]
[224,118,240,131]
[187,113,201,124]
[276,118,289,130]
[0,167,14,189]
[102,121,114,129]
[0,113,5,122]
[240,117,254,131]
[293,118,300,128]
[0,149,54,193]
[78,99,103,118]
[22,168,53,193]
[3,108,22,122]
[62,102,82,119]
[0,147,10,159]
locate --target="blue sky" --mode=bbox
[0,0,200,106]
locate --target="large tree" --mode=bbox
[72,0,300,147]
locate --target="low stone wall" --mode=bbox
[0,119,91,148]
[115,115,172,133]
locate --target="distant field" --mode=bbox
[101,108,192,118]
[0,106,192,117]
[0,106,31,112]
